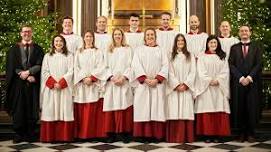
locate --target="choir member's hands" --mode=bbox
[145,78,158,87]
[114,76,126,86]
[210,80,219,86]
[176,84,187,92]
[27,76,36,83]
[83,77,92,86]
[241,78,250,86]
[19,70,30,80]
[54,83,61,90]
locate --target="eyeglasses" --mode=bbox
[21,30,32,33]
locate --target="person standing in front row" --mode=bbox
[40,35,74,143]
[166,34,196,143]
[73,31,106,141]
[5,24,44,143]
[132,28,168,143]
[102,28,134,143]
[195,35,231,143]
[229,25,262,143]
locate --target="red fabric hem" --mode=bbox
[104,106,133,133]
[133,121,165,139]
[90,75,98,82]
[74,102,99,139]
[166,120,194,143]
[196,112,231,136]
[40,121,74,142]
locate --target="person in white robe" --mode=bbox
[218,21,239,60]
[73,30,106,140]
[195,35,231,143]
[94,16,111,54]
[166,34,196,143]
[156,12,178,54]
[61,16,83,55]
[132,28,168,142]
[102,28,133,143]
[40,35,74,142]
[125,13,144,51]
[185,15,208,58]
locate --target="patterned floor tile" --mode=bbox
[149,142,180,147]
[105,147,142,152]
[211,143,243,151]
[129,144,162,151]
[189,141,222,147]
[89,143,122,151]
[192,147,229,152]
[236,147,271,152]
[148,147,187,152]
[8,143,40,150]
[0,146,17,152]
[22,147,57,152]
[170,143,202,150]
[251,143,271,150]
[72,141,104,147]
[110,141,143,147]
[48,144,80,151]
[263,140,271,144]
[64,147,100,152]
[224,141,259,147]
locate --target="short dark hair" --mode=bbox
[63,16,74,24]
[160,12,172,18]
[20,24,32,31]
[130,13,140,18]
[239,24,252,32]
[50,35,68,56]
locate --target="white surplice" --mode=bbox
[125,32,144,51]
[102,46,133,111]
[166,52,196,120]
[194,53,230,114]
[62,34,83,55]
[185,33,208,58]
[132,45,168,122]
[40,53,74,121]
[156,29,178,53]
[94,33,111,54]
[218,36,239,60]
[73,48,105,103]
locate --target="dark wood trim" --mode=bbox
[189,0,207,33]
[81,0,98,35]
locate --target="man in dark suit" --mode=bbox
[5,25,44,143]
[229,25,262,143]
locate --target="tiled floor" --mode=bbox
[0,138,271,152]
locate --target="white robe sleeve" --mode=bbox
[91,50,106,80]
[157,50,169,79]
[40,54,50,109]
[195,56,212,97]
[123,47,133,80]
[74,51,88,85]
[62,54,74,89]
[215,60,230,99]
[183,55,196,92]
[131,49,147,87]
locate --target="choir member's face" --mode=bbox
[189,16,200,30]
[208,39,218,51]
[145,30,156,45]
[239,26,251,40]
[177,36,185,49]
[62,19,73,31]
[129,16,140,29]
[161,14,171,28]
[220,21,231,35]
[113,30,123,44]
[54,36,64,52]
[96,17,107,32]
[21,27,33,42]
[84,32,94,46]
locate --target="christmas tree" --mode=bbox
[0,0,56,73]
[221,0,271,71]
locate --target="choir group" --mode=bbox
[6,12,262,144]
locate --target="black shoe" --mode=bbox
[105,135,115,143]
[13,135,24,144]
